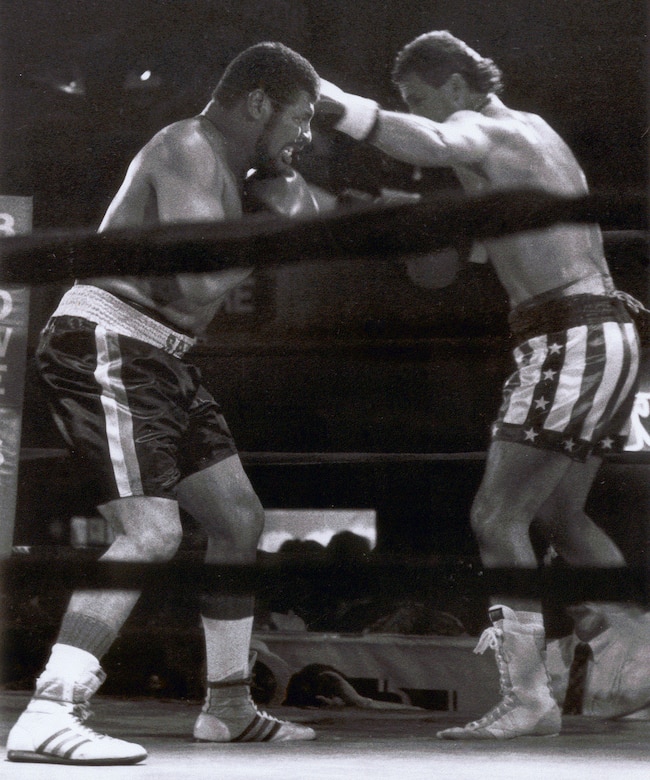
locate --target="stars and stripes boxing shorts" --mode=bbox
[35,285,238,504]
[492,294,640,461]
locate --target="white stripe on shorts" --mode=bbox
[94,326,143,498]
[582,320,639,440]
[618,321,641,412]
[543,325,588,432]
[502,335,546,426]
[579,321,625,440]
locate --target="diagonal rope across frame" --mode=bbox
[0,189,646,285]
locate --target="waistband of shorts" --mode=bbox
[50,285,196,357]
[509,293,633,342]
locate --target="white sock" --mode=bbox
[33,643,103,704]
[42,643,100,678]
[201,616,253,682]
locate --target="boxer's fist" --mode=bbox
[317,78,380,141]
[243,167,319,218]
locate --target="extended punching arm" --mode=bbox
[317,78,486,167]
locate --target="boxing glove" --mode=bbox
[243,167,319,218]
[317,78,380,141]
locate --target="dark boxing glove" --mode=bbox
[243,167,319,218]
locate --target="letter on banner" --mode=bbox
[0,196,32,558]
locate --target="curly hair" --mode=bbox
[392,31,503,95]
[213,41,320,108]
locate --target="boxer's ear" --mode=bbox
[247,88,273,121]
[444,73,471,108]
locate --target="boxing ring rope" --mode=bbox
[0,188,649,606]
[0,188,646,283]
[3,550,646,602]
[18,448,650,467]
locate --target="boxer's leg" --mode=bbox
[533,456,632,646]
[6,495,181,764]
[439,441,567,739]
[534,456,625,568]
[470,441,571,605]
[66,496,183,641]
[177,456,262,683]
[178,456,315,741]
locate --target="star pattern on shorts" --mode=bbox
[548,342,563,355]
[534,396,549,410]
[599,436,614,450]
[562,438,576,452]
[543,369,557,381]
[524,428,539,442]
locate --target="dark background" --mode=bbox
[3,0,648,550]
[1,2,649,687]
[1,0,647,228]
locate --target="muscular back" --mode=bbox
[375,98,613,307]
[459,106,610,306]
[85,116,252,335]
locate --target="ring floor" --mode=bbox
[2,690,650,779]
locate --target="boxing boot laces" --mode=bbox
[437,605,561,739]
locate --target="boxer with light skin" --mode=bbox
[317,30,642,739]
[7,41,321,765]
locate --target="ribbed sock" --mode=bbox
[201,615,254,682]
[57,611,117,659]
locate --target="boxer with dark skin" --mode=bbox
[7,42,320,765]
[318,30,641,739]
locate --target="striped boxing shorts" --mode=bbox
[35,285,238,504]
[492,294,640,461]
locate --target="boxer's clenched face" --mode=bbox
[398,72,458,122]
[254,90,314,173]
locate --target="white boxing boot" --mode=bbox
[194,654,315,742]
[438,605,561,739]
[6,648,147,765]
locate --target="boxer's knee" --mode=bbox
[470,491,528,550]
[100,496,183,562]
[136,522,183,561]
[470,496,494,548]
[470,487,500,540]
[177,457,265,558]
[206,493,265,560]
[109,523,182,562]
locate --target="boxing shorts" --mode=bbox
[35,285,238,503]
[492,294,640,461]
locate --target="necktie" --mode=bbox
[562,641,591,715]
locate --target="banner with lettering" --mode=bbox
[0,196,32,558]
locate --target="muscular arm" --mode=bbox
[148,129,229,223]
[370,110,492,168]
[318,79,492,169]
[99,123,230,231]
[96,122,248,313]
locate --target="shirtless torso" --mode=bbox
[84,76,316,336]
[370,80,613,307]
[84,114,253,335]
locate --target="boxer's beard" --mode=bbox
[253,112,296,175]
